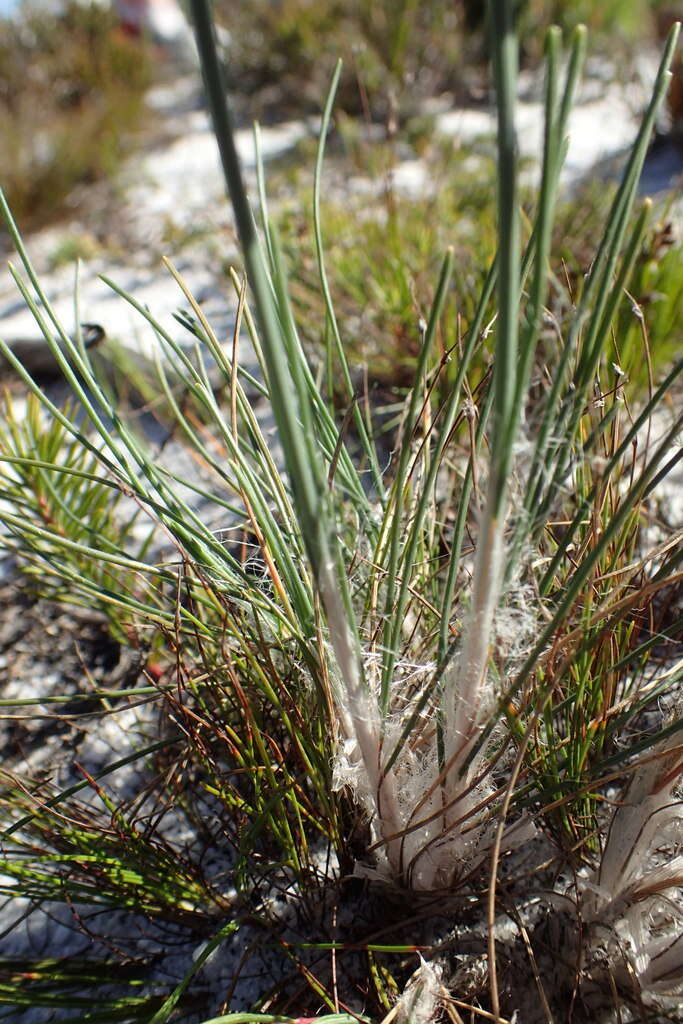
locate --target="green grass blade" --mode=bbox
[313,59,384,495]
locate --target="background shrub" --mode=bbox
[0,0,152,231]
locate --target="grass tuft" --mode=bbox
[0,2,681,1020]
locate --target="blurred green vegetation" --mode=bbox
[219,0,674,120]
[272,130,683,399]
[222,0,683,399]
[219,0,464,121]
[0,0,152,231]
[0,0,679,389]
[276,133,499,395]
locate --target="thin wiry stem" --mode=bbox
[441,0,519,837]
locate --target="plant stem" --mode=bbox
[442,0,520,818]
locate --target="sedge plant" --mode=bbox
[0,0,682,1018]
